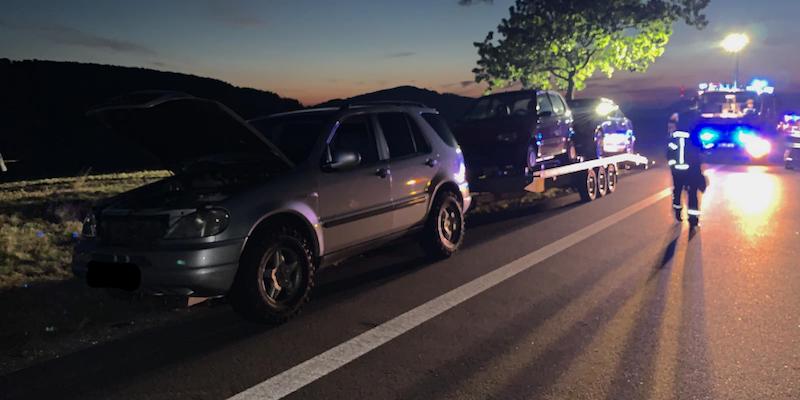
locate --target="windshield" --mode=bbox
[699,91,760,115]
[464,92,536,121]
[250,114,331,164]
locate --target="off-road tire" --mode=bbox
[229,227,315,324]
[421,191,465,260]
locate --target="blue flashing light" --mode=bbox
[733,127,757,147]
[746,78,774,95]
[785,114,800,123]
[698,127,719,149]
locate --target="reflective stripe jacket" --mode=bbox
[666,131,702,171]
[666,130,705,188]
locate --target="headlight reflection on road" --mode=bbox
[713,166,782,240]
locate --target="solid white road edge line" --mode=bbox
[228,187,673,400]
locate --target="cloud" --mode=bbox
[440,80,477,89]
[0,20,156,56]
[205,1,266,27]
[385,51,416,58]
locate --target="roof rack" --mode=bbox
[346,100,430,108]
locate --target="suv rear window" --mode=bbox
[421,113,458,148]
[377,113,430,158]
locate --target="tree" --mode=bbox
[473,0,711,100]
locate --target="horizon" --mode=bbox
[2,1,799,106]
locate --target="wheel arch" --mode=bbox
[243,210,321,263]
[432,180,464,206]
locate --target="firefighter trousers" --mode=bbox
[671,170,701,221]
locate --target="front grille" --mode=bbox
[99,216,168,246]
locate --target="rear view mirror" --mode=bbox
[324,150,361,171]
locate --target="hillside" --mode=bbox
[0,59,303,182]
[316,85,475,123]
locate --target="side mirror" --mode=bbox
[538,110,554,119]
[324,150,361,171]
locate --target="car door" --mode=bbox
[535,92,561,160]
[547,92,572,157]
[375,112,434,232]
[317,114,393,252]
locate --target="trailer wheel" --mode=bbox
[576,168,598,202]
[596,167,608,197]
[606,164,618,193]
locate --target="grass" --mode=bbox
[0,170,170,289]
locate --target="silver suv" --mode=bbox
[72,93,471,322]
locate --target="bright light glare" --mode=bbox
[595,100,618,116]
[721,33,750,53]
[712,167,781,240]
[742,136,772,158]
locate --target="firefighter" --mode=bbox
[666,128,707,227]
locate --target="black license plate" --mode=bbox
[86,261,141,291]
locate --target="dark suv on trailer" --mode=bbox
[453,90,577,193]
[73,93,471,322]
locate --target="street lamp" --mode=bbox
[721,33,749,88]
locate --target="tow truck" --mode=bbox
[454,89,650,202]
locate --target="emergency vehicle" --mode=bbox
[674,80,780,162]
[781,113,800,169]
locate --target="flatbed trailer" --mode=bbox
[524,153,650,202]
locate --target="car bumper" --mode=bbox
[72,239,244,297]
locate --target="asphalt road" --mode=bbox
[3,164,799,400]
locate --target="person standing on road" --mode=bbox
[667,114,706,227]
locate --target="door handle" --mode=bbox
[425,158,438,167]
[375,167,391,178]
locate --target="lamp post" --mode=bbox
[721,33,749,88]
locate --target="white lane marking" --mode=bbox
[229,188,673,400]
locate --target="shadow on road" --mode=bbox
[394,226,671,400]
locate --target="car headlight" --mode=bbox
[81,212,97,238]
[164,208,230,239]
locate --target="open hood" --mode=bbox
[88,91,294,172]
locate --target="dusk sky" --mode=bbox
[2,0,799,106]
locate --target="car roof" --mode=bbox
[258,103,439,121]
[477,89,541,99]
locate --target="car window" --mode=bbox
[537,94,553,114]
[378,112,426,158]
[548,93,566,115]
[421,113,458,148]
[464,92,537,120]
[407,115,432,153]
[329,115,378,165]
